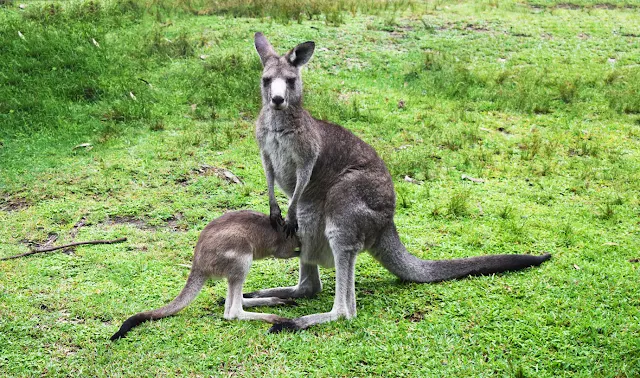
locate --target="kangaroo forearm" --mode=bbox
[268,182,279,209]
[288,164,314,213]
[262,157,280,210]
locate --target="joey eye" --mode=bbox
[262,77,271,87]
[286,78,296,88]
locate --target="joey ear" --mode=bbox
[254,32,276,66]
[287,41,315,67]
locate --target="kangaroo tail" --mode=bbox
[110,270,207,341]
[370,223,551,283]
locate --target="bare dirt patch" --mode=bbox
[439,22,493,33]
[466,24,491,32]
[103,214,187,232]
[387,24,413,38]
[104,215,153,230]
[404,310,428,322]
[592,3,619,9]
[166,212,187,231]
[176,164,243,186]
[555,3,582,10]
[621,31,640,38]
[20,233,58,250]
[0,195,30,212]
[529,2,638,11]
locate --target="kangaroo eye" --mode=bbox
[286,78,296,88]
[262,77,272,86]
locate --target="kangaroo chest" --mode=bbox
[262,130,299,196]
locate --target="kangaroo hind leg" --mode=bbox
[242,297,298,308]
[270,230,361,333]
[241,261,322,299]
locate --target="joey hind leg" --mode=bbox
[224,275,290,324]
[242,297,298,308]
[242,261,322,300]
[217,296,298,307]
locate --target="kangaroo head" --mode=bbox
[254,32,315,111]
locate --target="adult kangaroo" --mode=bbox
[251,32,551,332]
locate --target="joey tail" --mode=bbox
[110,271,207,341]
[370,224,551,283]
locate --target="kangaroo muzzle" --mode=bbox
[270,78,287,110]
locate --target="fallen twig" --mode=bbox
[461,174,485,183]
[0,238,127,261]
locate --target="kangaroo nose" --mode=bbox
[272,96,285,106]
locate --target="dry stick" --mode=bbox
[0,238,127,261]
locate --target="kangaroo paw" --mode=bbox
[283,220,298,238]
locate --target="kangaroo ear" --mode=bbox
[287,41,315,67]
[254,32,276,66]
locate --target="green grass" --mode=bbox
[1,0,639,376]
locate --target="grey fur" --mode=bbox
[110,210,299,340]
[252,33,551,332]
